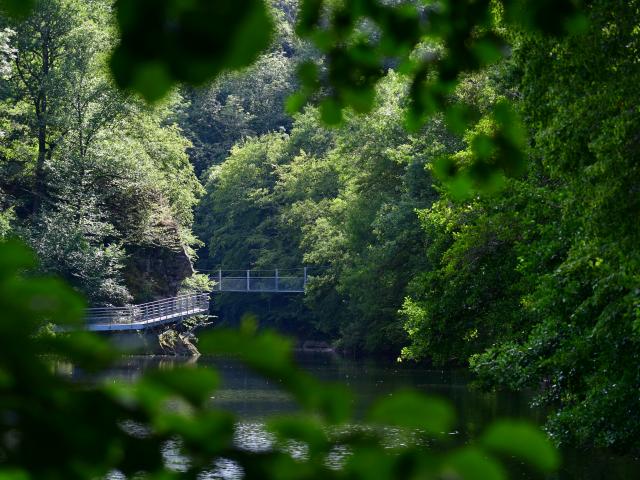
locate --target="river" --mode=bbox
[89,352,638,479]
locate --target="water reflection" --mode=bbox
[74,353,638,480]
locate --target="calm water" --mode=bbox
[84,352,639,479]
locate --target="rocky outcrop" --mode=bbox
[105,328,201,356]
[158,329,200,356]
[122,215,195,302]
[124,243,194,301]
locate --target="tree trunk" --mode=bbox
[32,25,50,214]
[33,119,47,213]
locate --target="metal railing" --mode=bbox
[212,268,308,293]
[85,293,210,330]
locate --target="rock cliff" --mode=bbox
[123,219,194,302]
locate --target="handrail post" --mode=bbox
[275,268,279,291]
[303,267,307,289]
[246,269,250,291]
[218,269,222,291]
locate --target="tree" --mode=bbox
[1,0,204,305]
[2,0,83,212]
[196,73,445,352]
[471,0,640,449]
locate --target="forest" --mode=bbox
[0,0,639,477]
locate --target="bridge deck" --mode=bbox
[85,294,210,332]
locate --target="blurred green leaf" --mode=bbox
[267,416,329,458]
[471,134,496,161]
[0,0,35,18]
[492,102,525,147]
[344,446,395,480]
[129,62,173,103]
[309,381,352,424]
[320,98,343,125]
[200,328,293,376]
[111,0,273,101]
[296,0,323,35]
[0,241,36,280]
[42,332,116,371]
[0,367,12,388]
[502,0,584,35]
[154,410,235,454]
[0,468,30,480]
[443,447,507,480]
[343,87,375,113]
[0,276,85,331]
[144,366,220,406]
[481,421,561,472]
[472,36,506,66]
[446,173,475,201]
[200,327,352,422]
[297,61,319,88]
[445,104,476,137]
[369,390,455,434]
[286,92,308,114]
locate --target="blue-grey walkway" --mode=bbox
[85,293,210,332]
[213,268,308,293]
[85,268,308,331]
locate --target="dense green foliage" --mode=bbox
[0,0,204,304]
[196,73,446,353]
[470,1,640,449]
[192,0,640,452]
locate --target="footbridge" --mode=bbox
[85,268,308,331]
[212,268,308,293]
